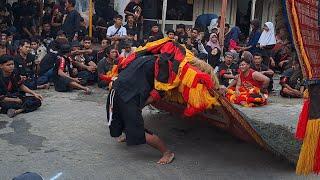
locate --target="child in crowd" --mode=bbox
[166,29,175,39]
[0,55,42,118]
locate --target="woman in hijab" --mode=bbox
[240,19,262,54]
[205,33,221,68]
[257,22,276,68]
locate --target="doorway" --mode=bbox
[236,0,252,36]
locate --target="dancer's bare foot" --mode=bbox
[117,136,126,143]
[157,151,175,165]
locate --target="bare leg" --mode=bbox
[69,82,91,94]
[145,133,175,165]
[37,83,50,89]
[7,109,24,118]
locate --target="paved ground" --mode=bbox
[0,88,317,180]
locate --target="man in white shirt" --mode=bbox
[106,15,127,43]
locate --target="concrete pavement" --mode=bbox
[0,88,317,180]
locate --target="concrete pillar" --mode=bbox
[161,0,168,33]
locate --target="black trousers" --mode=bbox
[0,96,42,114]
[106,90,147,146]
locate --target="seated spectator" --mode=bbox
[218,52,238,87]
[224,25,241,52]
[226,58,270,107]
[0,55,42,118]
[252,53,274,92]
[107,14,127,44]
[124,14,138,44]
[257,22,276,68]
[70,41,96,86]
[97,38,110,62]
[82,36,98,64]
[280,60,305,98]
[148,23,164,40]
[205,33,221,68]
[38,39,61,86]
[78,17,87,42]
[30,37,47,66]
[97,45,119,89]
[166,29,175,39]
[5,31,17,56]
[120,40,135,58]
[239,19,261,55]
[0,42,7,56]
[41,22,54,48]
[175,24,188,44]
[14,40,49,90]
[56,30,67,40]
[190,28,207,57]
[52,43,90,93]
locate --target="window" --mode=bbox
[143,0,193,21]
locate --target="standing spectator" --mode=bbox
[0,6,12,32]
[124,0,143,38]
[51,6,63,38]
[106,15,127,44]
[62,0,81,41]
[124,14,138,45]
[20,14,37,39]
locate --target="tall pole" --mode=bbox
[219,0,228,51]
[161,0,168,34]
[89,0,93,37]
[251,0,256,20]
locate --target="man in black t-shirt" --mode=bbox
[62,0,81,41]
[252,53,274,92]
[218,52,238,87]
[0,55,42,118]
[124,0,143,38]
[124,14,138,42]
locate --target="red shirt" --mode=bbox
[240,69,263,89]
